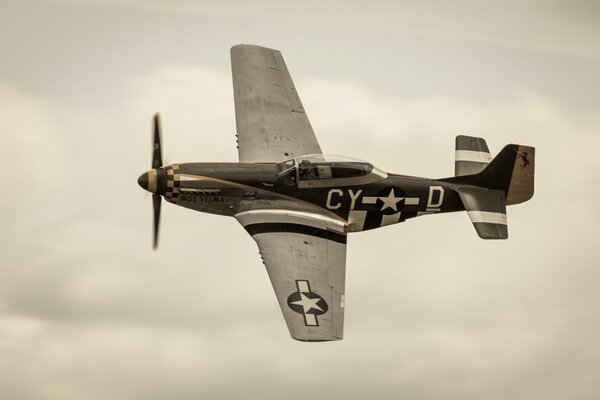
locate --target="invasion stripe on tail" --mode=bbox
[458,186,508,239]
[467,211,507,225]
[455,135,491,176]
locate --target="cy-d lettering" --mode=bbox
[326,189,343,210]
[427,186,444,209]
[326,189,363,210]
[348,189,362,210]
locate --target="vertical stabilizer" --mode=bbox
[442,139,535,240]
[477,144,535,205]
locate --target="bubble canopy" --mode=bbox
[277,154,387,188]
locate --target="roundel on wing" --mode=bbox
[287,290,328,316]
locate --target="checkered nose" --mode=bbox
[137,168,167,194]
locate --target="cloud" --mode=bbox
[0,82,69,192]
[127,64,237,162]
[37,0,600,60]
[1,64,599,400]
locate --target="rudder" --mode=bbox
[478,144,535,205]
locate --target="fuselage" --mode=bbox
[138,158,465,232]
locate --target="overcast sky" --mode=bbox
[1,1,599,399]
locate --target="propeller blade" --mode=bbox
[152,193,161,250]
[152,113,163,169]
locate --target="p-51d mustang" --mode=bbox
[137,45,535,341]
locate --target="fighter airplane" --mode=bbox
[137,44,535,341]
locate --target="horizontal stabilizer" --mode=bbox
[455,135,492,176]
[458,186,507,239]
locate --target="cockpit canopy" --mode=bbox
[277,154,387,188]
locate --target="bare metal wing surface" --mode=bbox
[231,45,322,163]
[236,210,346,341]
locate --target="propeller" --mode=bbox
[151,113,162,249]
[152,113,163,169]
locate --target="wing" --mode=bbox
[231,44,322,163]
[236,209,346,341]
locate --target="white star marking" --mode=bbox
[378,188,403,212]
[291,293,324,313]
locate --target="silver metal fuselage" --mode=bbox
[138,161,464,233]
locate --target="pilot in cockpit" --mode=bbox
[299,159,316,179]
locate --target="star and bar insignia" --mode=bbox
[287,280,329,326]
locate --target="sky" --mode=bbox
[1,1,599,399]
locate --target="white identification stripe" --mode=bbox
[467,211,507,225]
[404,197,420,205]
[362,196,377,204]
[297,280,310,292]
[348,210,367,231]
[380,212,401,227]
[417,211,434,216]
[235,209,346,233]
[305,314,317,326]
[455,150,492,163]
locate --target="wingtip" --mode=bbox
[231,44,279,53]
[291,335,342,342]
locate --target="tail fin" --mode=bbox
[477,144,535,205]
[444,144,535,205]
[442,142,535,239]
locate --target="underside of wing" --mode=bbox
[236,209,346,341]
[231,44,322,163]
